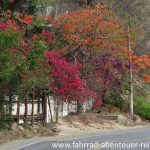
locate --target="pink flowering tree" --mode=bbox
[45,51,101,121]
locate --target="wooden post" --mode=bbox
[31,90,35,126]
[17,96,20,125]
[55,102,59,123]
[37,90,40,115]
[24,94,28,127]
[55,98,59,123]
[61,101,63,117]
[0,95,3,118]
[9,94,12,129]
[45,94,47,123]
[42,92,46,124]
[67,102,69,114]
[48,96,53,122]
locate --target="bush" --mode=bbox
[106,90,129,112]
[135,97,150,120]
[0,117,9,130]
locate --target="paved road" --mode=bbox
[0,126,150,150]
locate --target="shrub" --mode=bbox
[105,90,130,112]
[0,117,9,130]
[135,97,150,120]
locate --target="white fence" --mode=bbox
[4,96,93,124]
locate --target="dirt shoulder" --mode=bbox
[0,123,57,144]
[57,113,149,137]
[0,113,149,145]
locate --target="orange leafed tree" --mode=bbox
[132,54,150,83]
[51,5,129,58]
[49,4,150,105]
[49,4,134,103]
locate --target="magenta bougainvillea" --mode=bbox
[45,51,101,105]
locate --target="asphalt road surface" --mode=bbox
[1,126,150,150]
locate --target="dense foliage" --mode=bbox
[0,1,150,128]
[51,5,150,104]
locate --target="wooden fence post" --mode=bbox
[9,94,12,129]
[37,90,40,115]
[17,96,20,125]
[24,94,28,127]
[31,90,35,126]
[48,96,53,122]
[42,92,46,124]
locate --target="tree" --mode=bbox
[51,4,133,110]
[0,11,51,127]
[103,0,150,116]
[45,50,100,121]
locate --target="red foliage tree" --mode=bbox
[45,51,101,105]
[50,5,131,102]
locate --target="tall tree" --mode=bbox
[51,5,133,111]
[100,0,150,116]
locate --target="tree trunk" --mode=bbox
[77,101,83,114]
